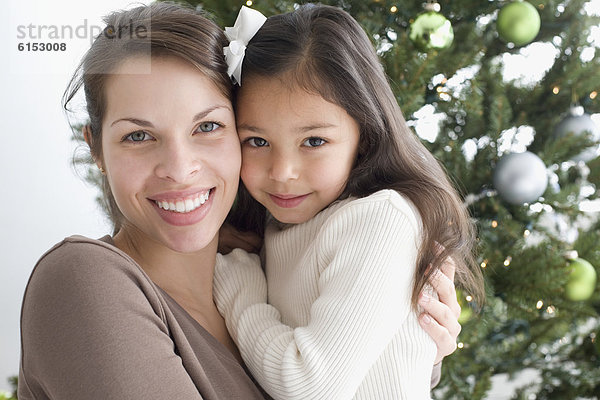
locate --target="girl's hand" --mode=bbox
[218,223,263,255]
[418,256,461,365]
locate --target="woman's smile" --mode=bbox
[150,188,214,226]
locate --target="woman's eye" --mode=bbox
[303,137,326,147]
[124,130,151,142]
[197,122,220,133]
[246,137,269,147]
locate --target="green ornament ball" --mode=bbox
[497,1,541,46]
[565,258,597,301]
[456,290,473,324]
[409,11,454,52]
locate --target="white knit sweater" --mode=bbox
[214,189,436,400]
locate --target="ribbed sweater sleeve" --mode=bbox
[213,191,434,399]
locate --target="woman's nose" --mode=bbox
[154,139,202,183]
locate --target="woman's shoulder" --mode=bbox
[27,235,149,299]
[35,235,135,272]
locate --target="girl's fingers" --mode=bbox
[439,255,456,282]
[419,293,461,339]
[418,312,457,364]
[429,269,460,319]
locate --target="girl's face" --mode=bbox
[100,56,241,253]
[236,76,360,224]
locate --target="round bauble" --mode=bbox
[457,290,473,324]
[409,10,454,51]
[552,106,600,162]
[497,1,541,46]
[493,151,548,205]
[565,258,597,301]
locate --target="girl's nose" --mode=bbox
[268,150,299,183]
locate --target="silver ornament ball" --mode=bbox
[552,106,600,162]
[493,151,548,205]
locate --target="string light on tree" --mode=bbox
[408,2,454,51]
[456,290,473,323]
[536,300,544,309]
[496,0,541,47]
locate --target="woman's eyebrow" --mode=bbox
[191,105,232,122]
[110,117,154,128]
[110,105,232,128]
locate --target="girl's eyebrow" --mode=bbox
[236,123,264,133]
[237,122,337,134]
[296,123,337,133]
[110,105,231,128]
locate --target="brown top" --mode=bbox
[19,235,266,400]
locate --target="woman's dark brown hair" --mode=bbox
[227,4,485,308]
[64,2,232,233]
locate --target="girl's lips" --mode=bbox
[269,193,310,208]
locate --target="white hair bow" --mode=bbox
[223,6,267,85]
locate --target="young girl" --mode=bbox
[214,4,485,399]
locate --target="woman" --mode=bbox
[19,3,461,399]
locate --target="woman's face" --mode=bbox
[100,56,240,253]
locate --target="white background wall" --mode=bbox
[0,0,144,391]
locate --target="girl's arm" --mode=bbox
[19,238,204,400]
[214,195,435,399]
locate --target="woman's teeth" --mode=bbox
[155,190,210,213]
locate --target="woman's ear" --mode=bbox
[82,124,105,174]
[82,124,93,147]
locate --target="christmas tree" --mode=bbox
[76,0,599,398]
[189,1,599,398]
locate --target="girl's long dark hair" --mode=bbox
[227,4,484,308]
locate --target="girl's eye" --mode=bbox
[303,137,326,147]
[197,122,220,133]
[124,130,152,142]
[246,137,269,147]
